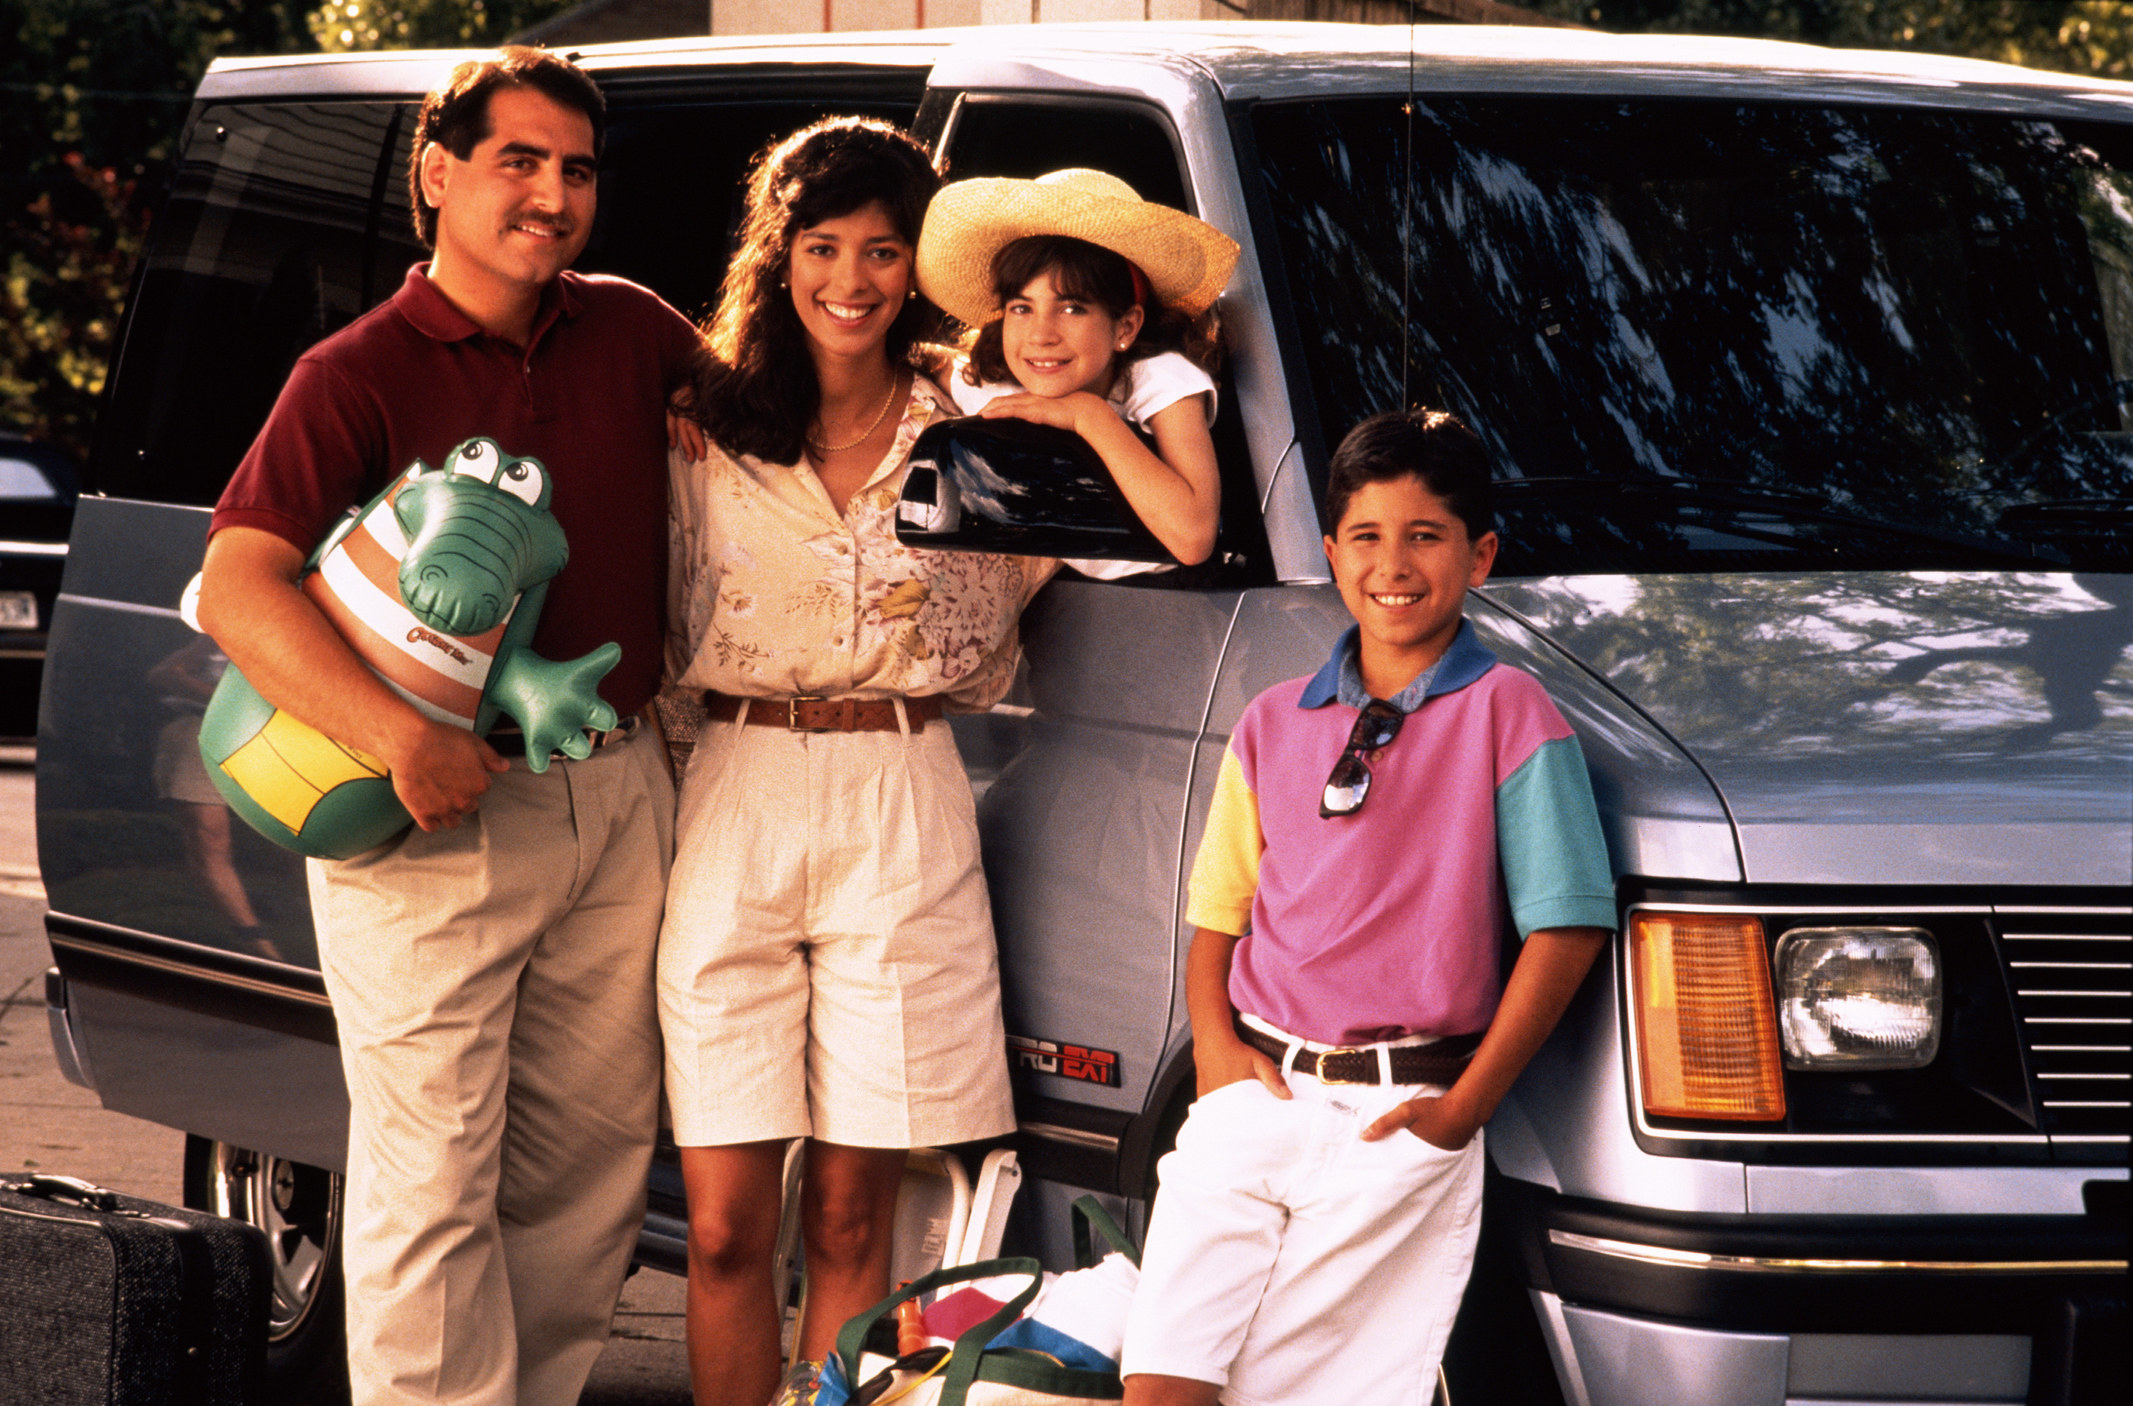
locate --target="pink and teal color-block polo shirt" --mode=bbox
[1186,620,1617,1046]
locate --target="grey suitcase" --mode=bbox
[0,1174,270,1405]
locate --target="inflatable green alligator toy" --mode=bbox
[197,438,619,860]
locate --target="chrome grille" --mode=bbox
[1997,907,2132,1143]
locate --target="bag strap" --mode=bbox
[934,1262,1048,1406]
[832,1255,1044,1393]
[1071,1195,1139,1269]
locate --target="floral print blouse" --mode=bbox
[667,375,1057,711]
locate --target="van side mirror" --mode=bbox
[894,416,1177,562]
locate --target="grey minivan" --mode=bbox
[38,22,2128,1406]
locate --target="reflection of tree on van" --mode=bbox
[1886,572,2133,740]
[1488,572,2133,753]
[147,633,271,955]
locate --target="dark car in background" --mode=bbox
[0,433,77,740]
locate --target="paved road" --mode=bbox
[0,755,693,1404]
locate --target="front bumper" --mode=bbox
[1506,1181,2128,1406]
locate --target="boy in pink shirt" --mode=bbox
[1120,408,1616,1406]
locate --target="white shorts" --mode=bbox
[1120,1071,1485,1406]
[657,710,1017,1149]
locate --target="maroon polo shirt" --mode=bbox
[213,264,699,718]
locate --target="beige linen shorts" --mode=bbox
[657,707,1017,1149]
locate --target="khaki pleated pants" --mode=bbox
[309,728,674,1406]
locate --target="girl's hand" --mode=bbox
[1361,1092,1481,1151]
[977,390,1102,433]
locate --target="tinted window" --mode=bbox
[579,95,923,323]
[1252,97,2133,571]
[98,89,931,508]
[95,102,406,507]
[944,98,1192,212]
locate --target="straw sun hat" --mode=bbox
[917,168,1240,329]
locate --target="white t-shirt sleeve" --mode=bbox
[1062,556,1168,580]
[1112,352,1218,429]
[947,360,1018,416]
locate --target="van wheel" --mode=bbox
[184,1135,351,1405]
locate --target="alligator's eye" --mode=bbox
[449,440,500,485]
[498,460,546,507]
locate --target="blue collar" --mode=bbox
[1298,618,1496,711]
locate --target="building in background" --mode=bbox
[514,0,1572,45]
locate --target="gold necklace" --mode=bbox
[808,374,901,454]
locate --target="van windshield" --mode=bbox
[1251,96,2133,573]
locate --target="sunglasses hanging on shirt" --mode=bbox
[1320,699,1405,818]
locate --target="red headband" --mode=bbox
[1127,261,1152,309]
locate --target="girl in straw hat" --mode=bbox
[660,116,1037,1406]
[917,167,1239,567]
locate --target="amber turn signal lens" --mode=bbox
[1630,912,1787,1121]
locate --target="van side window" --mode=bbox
[937,98,1269,585]
[942,99,1192,212]
[1251,96,2133,572]
[94,103,410,508]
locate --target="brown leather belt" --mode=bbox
[1237,1021,1481,1087]
[701,691,943,734]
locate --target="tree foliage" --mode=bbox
[1524,0,2133,78]
[306,1,577,51]
[0,0,572,464]
[0,155,145,455]
[2,1,314,461]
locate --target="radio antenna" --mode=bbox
[1403,1,1417,408]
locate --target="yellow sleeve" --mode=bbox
[1186,747,1262,937]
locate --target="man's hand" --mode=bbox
[1361,1092,1482,1151]
[1194,1026,1290,1101]
[666,408,706,462]
[383,718,510,831]
[199,526,508,830]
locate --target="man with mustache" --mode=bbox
[196,48,697,1406]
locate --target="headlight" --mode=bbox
[1775,927,1941,1071]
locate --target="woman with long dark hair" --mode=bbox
[657,116,1038,1406]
